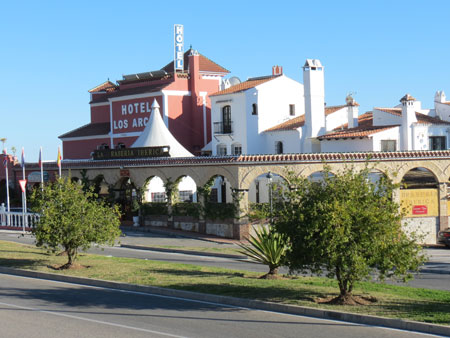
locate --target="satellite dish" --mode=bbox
[228,76,241,86]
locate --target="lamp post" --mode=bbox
[266,171,273,225]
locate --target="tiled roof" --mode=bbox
[325,105,347,115]
[210,76,277,96]
[375,108,450,125]
[264,104,354,132]
[162,49,229,74]
[59,122,110,139]
[17,150,450,171]
[375,107,402,116]
[416,112,450,125]
[89,81,117,93]
[318,113,398,140]
[265,115,305,132]
[89,82,170,104]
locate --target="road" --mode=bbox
[1,231,450,291]
[0,273,442,338]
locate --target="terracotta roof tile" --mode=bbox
[89,82,170,104]
[325,105,347,115]
[375,107,402,116]
[162,49,229,74]
[210,76,277,96]
[416,112,450,125]
[59,122,110,139]
[318,113,398,140]
[89,81,117,93]
[264,115,305,132]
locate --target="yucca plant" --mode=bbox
[238,226,289,279]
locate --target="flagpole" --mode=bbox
[21,147,27,232]
[57,146,62,177]
[3,149,10,226]
[39,147,44,192]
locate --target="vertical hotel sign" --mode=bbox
[174,24,184,72]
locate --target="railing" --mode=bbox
[213,122,233,134]
[0,210,40,229]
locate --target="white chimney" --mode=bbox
[400,94,417,151]
[345,94,359,128]
[303,59,325,153]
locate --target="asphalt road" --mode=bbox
[1,231,450,291]
[0,273,442,338]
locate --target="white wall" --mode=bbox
[372,127,400,151]
[325,107,349,131]
[435,102,450,121]
[372,109,401,126]
[320,138,373,153]
[264,130,301,154]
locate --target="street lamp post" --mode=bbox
[266,171,273,225]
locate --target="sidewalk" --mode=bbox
[119,226,245,259]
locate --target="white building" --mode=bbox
[209,66,305,155]
[318,93,450,152]
[210,59,450,155]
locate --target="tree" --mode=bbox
[31,177,122,269]
[238,226,288,279]
[273,165,425,304]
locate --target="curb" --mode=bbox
[120,244,247,260]
[0,266,448,337]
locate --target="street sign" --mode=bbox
[19,179,27,193]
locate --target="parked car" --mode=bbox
[438,228,450,248]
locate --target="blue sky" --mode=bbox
[1,1,449,161]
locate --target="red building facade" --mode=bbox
[60,50,229,159]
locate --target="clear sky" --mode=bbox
[1,0,450,161]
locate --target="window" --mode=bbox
[252,103,258,115]
[289,104,295,116]
[209,188,218,202]
[381,140,396,152]
[217,144,227,156]
[179,190,193,202]
[429,136,446,150]
[222,105,232,133]
[232,143,242,155]
[275,141,283,154]
[151,192,167,202]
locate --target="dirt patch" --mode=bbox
[49,263,89,270]
[316,295,377,306]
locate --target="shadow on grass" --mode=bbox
[151,268,246,279]
[0,257,47,269]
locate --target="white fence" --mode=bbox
[0,204,39,229]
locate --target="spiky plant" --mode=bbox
[238,226,289,279]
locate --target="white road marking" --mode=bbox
[0,274,445,337]
[0,300,189,338]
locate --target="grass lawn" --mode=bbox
[0,240,449,326]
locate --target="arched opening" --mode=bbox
[400,167,439,244]
[248,172,288,222]
[139,176,169,226]
[308,171,334,183]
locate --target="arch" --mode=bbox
[248,172,288,204]
[197,166,238,188]
[401,167,439,189]
[203,174,232,204]
[240,166,290,191]
[144,176,166,202]
[173,175,198,203]
[395,162,444,184]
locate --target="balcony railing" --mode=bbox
[214,122,233,134]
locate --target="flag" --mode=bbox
[57,147,61,168]
[2,148,7,168]
[21,147,25,168]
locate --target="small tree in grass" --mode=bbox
[31,177,122,269]
[274,165,426,305]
